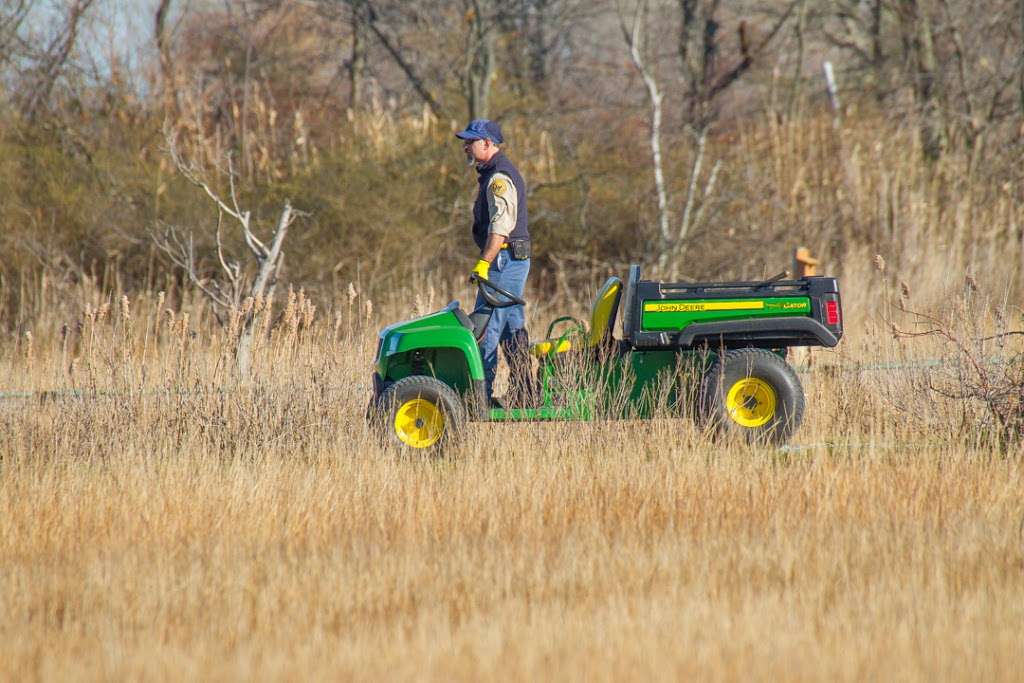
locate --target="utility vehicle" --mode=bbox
[369,265,843,450]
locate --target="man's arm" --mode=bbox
[472,233,504,281]
[479,233,505,263]
[471,172,518,280]
[482,173,517,259]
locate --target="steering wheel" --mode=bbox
[470,274,526,307]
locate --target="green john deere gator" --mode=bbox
[369,265,843,451]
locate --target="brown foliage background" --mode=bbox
[2,0,1023,334]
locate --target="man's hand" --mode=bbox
[470,259,490,282]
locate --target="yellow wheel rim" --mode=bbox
[725,377,777,428]
[393,398,445,449]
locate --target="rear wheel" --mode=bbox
[374,376,466,453]
[699,348,804,445]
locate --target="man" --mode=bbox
[455,119,532,407]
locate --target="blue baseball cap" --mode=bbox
[455,119,504,144]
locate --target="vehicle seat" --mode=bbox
[587,277,623,348]
[454,305,492,343]
[530,276,623,358]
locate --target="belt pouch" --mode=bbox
[510,240,531,260]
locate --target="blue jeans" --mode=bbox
[473,250,530,398]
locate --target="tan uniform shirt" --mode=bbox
[486,172,518,239]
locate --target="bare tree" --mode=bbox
[154,0,177,117]
[784,0,809,117]
[496,0,597,102]
[623,0,759,274]
[676,0,799,128]
[156,131,302,378]
[346,0,367,108]
[820,0,1019,159]
[1020,0,1024,119]
[676,0,717,126]
[320,0,545,121]
[519,0,553,86]
[314,0,370,109]
[464,0,496,120]
[0,0,31,67]
[621,0,669,245]
[898,0,945,159]
[19,0,96,121]
[359,0,446,116]
[819,0,887,91]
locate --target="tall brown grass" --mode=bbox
[5,100,1024,324]
[1,243,1022,680]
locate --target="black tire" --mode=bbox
[698,348,805,445]
[373,376,466,453]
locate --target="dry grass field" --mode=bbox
[1,251,1023,681]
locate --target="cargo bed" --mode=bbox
[619,266,843,350]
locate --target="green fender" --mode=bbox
[395,326,483,379]
[378,325,484,382]
[374,303,485,398]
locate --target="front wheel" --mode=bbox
[698,348,805,445]
[374,376,466,453]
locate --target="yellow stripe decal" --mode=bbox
[643,301,765,313]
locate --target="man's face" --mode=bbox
[463,137,493,165]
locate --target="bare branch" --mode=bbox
[694,160,721,221]
[678,128,707,244]
[222,155,268,257]
[151,223,232,310]
[361,0,445,117]
[250,202,297,299]
[706,0,800,101]
[0,0,31,63]
[154,0,176,114]
[20,0,97,120]
[620,0,670,244]
[156,129,306,377]
[165,130,246,224]
[213,211,244,306]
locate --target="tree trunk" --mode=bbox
[901,0,946,158]
[21,0,96,121]
[626,1,670,247]
[236,202,293,379]
[347,1,365,109]
[785,0,808,118]
[465,0,494,120]
[677,0,707,119]
[528,0,549,85]
[870,0,884,100]
[1019,0,1024,120]
[363,0,445,117]
[154,0,176,117]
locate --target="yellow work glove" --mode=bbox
[471,259,490,282]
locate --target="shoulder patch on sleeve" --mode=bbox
[490,178,509,197]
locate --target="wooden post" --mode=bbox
[793,247,820,278]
